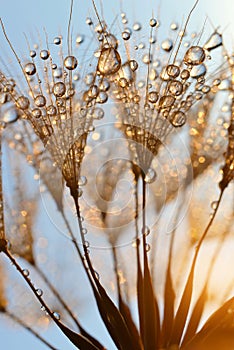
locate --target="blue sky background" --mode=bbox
[0,0,234,349]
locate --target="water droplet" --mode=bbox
[129,59,138,71]
[34,95,46,107]
[53,37,61,45]
[96,91,108,104]
[98,48,121,75]
[170,22,178,30]
[204,31,222,51]
[76,34,84,44]
[24,62,36,76]
[53,82,66,97]
[145,168,157,183]
[142,226,150,235]
[82,228,88,235]
[184,46,205,65]
[23,269,30,277]
[122,31,131,40]
[92,107,104,119]
[32,108,42,118]
[40,50,50,60]
[211,200,218,210]
[190,63,207,78]
[3,108,19,123]
[36,289,43,297]
[168,80,183,96]
[16,96,30,110]
[159,95,175,108]
[149,18,157,27]
[47,105,57,116]
[161,39,173,52]
[40,305,46,312]
[78,176,87,186]
[148,91,158,103]
[133,22,142,31]
[53,312,60,320]
[86,17,93,25]
[170,110,186,127]
[180,69,190,80]
[166,64,180,78]
[53,67,63,79]
[30,50,36,58]
[64,56,78,70]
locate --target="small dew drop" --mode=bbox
[133,22,142,31]
[36,289,43,297]
[190,64,207,79]
[211,201,218,210]
[64,56,78,70]
[161,39,173,52]
[53,82,66,97]
[53,312,60,320]
[149,18,157,27]
[32,108,42,118]
[148,91,158,103]
[204,31,222,51]
[30,50,36,58]
[78,176,87,186]
[145,168,157,183]
[170,110,186,127]
[40,50,50,60]
[23,269,30,277]
[34,95,46,107]
[166,64,180,78]
[168,80,183,96]
[122,31,131,40]
[53,37,61,45]
[24,62,36,76]
[16,96,30,110]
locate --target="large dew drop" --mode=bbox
[64,56,78,70]
[190,63,207,79]
[98,48,121,76]
[184,46,205,66]
[204,31,222,51]
[16,96,30,110]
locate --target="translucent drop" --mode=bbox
[78,176,87,186]
[53,312,60,320]
[184,46,205,65]
[82,228,88,235]
[92,107,104,119]
[211,200,218,210]
[142,54,151,64]
[16,96,30,110]
[53,82,66,97]
[170,110,186,127]
[23,269,30,277]
[40,50,50,60]
[133,22,142,31]
[98,48,121,75]
[148,91,158,103]
[204,31,222,51]
[34,95,46,107]
[64,56,78,70]
[3,108,19,123]
[76,34,84,44]
[161,39,173,52]
[142,226,150,235]
[24,62,36,76]
[97,91,108,104]
[190,64,206,78]
[150,18,157,27]
[122,31,131,40]
[36,289,43,297]
[170,22,178,30]
[47,105,57,116]
[53,68,63,79]
[168,80,183,96]
[86,17,93,25]
[180,69,190,80]
[32,108,42,118]
[30,50,36,58]
[159,95,175,108]
[53,37,61,45]
[166,64,180,78]
[145,168,157,183]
